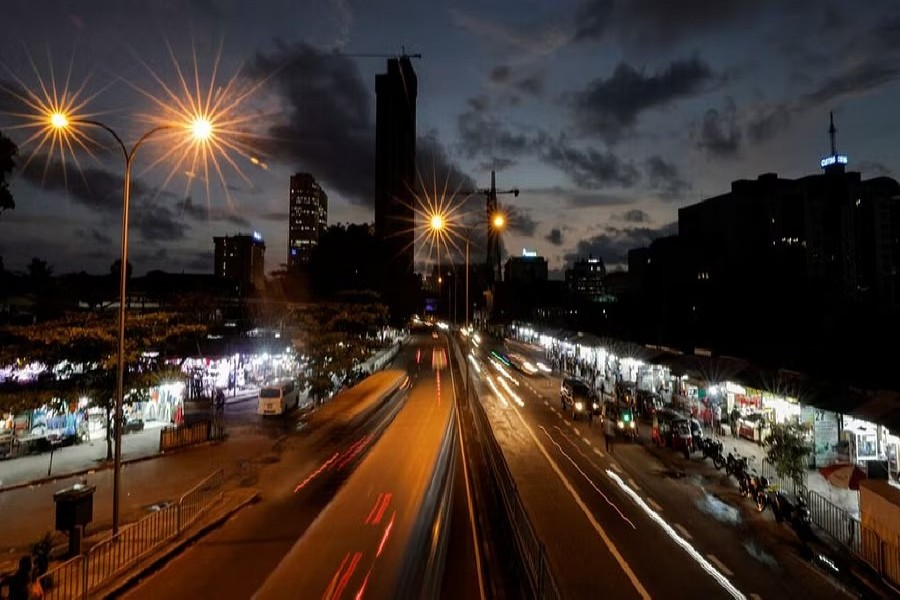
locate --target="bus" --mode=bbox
[257,379,300,416]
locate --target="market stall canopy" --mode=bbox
[819,463,867,490]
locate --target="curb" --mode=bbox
[101,490,261,599]
[0,438,226,495]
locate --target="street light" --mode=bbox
[50,110,215,535]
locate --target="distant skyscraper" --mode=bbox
[566,255,607,299]
[375,56,417,274]
[213,232,266,290]
[288,173,328,269]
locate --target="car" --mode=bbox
[560,377,599,421]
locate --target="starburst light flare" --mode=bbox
[128,38,268,208]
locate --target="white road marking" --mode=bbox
[593,448,605,457]
[543,399,549,407]
[507,415,650,598]
[748,594,762,600]
[674,523,693,540]
[627,478,642,492]
[707,555,734,577]
[610,462,624,473]
[646,497,663,512]
[582,437,591,445]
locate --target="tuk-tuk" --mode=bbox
[654,410,693,458]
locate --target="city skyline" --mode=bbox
[1,0,899,278]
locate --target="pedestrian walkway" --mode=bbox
[0,426,272,568]
[0,389,259,491]
[710,426,861,517]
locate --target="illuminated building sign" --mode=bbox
[820,154,848,168]
[522,249,538,257]
[253,231,263,241]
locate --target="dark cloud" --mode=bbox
[17,156,188,241]
[571,58,715,143]
[479,157,516,172]
[856,160,894,177]
[178,196,250,227]
[545,227,564,246]
[259,210,288,221]
[608,0,763,48]
[746,104,792,144]
[457,100,530,160]
[573,0,614,41]
[250,41,375,204]
[515,73,545,96]
[490,65,511,83]
[509,209,538,237]
[694,97,741,158]
[801,62,900,108]
[416,130,476,199]
[564,222,677,268]
[644,155,690,200]
[617,209,650,223]
[75,228,113,245]
[541,135,640,188]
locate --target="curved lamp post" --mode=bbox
[49,111,213,535]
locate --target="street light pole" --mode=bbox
[81,122,172,536]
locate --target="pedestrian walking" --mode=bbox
[605,413,616,452]
[714,404,722,435]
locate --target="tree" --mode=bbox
[764,422,811,487]
[290,297,389,403]
[0,312,209,460]
[0,130,16,215]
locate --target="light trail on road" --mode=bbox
[606,469,747,600]
[539,425,636,529]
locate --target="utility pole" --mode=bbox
[459,170,519,283]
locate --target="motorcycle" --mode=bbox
[725,448,749,477]
[770,489,813,539]
[745,472,769,510]
[699,438,725,469]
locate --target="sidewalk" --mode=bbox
[0,389,259,491]
[0,426,273,564]
[710,427,860,517]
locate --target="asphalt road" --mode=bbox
[254,333,462,599]
[471,336,852,600]
[118,334,477,599]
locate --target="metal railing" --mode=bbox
[36,469,224,599]
[159,421,212,452]
[38,555,84,600]
[457,340,561,600]
[760,459,808,500]
[808,490,856,550]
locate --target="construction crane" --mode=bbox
[459,170,519,283]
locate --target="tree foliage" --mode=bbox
[0,312,209,459]
[290,296,389,402]
[764,422,811,486]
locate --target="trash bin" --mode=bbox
[54,483,95,532]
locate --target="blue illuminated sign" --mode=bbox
[820,154,848,168]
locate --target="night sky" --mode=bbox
[1,0,898,278]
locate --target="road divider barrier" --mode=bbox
[452,338,562,600]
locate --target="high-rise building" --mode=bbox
[566,255,607,299]
[288,173,328,268]
[375,56,417,274]
[504,249,549,285]
[213,232,266,290]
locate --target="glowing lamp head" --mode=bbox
[492,213,505,230]
[190,117,213,141]
[430,214,445,232]
[50,112,69,130]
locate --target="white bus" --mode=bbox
[257,379,300,416]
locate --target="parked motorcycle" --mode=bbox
[725,448,749,477]
[770,489,812,539]
[699,437,725,469]
[745,472,769,510]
